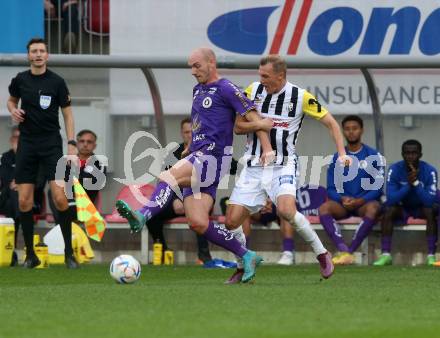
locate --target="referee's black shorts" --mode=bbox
[15,132,63,184]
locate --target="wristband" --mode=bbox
[68,140,77,147]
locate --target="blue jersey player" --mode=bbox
[115,47,274,283]
[319,115,384,265]
[374,140,438,266]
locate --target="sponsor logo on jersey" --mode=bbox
[193,134,206,142]
[279,175,294,185]
[192,114,202,132]
[272,119,290,128]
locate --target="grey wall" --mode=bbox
[1,113,439,215]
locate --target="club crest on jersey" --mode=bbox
[287,102,294,112]
[39,95,51,109]
[202,97,212,108]
[254,93,264,104]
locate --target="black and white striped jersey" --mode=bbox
[244,81,328,167]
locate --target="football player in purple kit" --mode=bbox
[116,47,274,283]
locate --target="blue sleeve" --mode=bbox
[361,187,382,202]
[222,81,256,116]
[386,166,410,206]
[415,168,438,207]
[326,155,342,202]
[360,152,384,201]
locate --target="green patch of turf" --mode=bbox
[0,265,439,338]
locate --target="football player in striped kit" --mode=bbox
[224,55,350,283]
[116,47,275,283]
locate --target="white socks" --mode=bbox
[287,212,327,256]
[230,226,246,269]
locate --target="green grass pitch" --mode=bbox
[1,265,439,338]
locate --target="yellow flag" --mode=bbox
[73,178,106,242]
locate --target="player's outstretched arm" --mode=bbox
[319,113,349,164]
[234,113,273,135]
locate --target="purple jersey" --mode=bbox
[190,78,255,155]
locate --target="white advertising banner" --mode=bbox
[109,0,440,115]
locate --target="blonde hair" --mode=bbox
[260,55,287,77]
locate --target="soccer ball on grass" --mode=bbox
[110,255,141,284]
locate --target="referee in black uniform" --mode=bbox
[7,37,78,269]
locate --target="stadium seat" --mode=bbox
[406,217,426,225]
[105,184,155,223]
[84,0,109,35]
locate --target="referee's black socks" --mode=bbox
[19,210,35,256]
[58,208,74,256]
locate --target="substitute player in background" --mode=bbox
[116,47,274,283]
[319,115,384,265]
[7,37,78,269]
[224,55,349,283]
[374,140,438,266]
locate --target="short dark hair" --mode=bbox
[77,129,97,141]
[342,115,363,128]
[26,37,47,52]
[260,55,287,77]
[180,117,191,128]
[402,139,422,153]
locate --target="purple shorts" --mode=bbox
[182,148,231,201]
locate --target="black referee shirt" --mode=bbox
[8,69,71,136]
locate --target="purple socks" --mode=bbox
[282,238,294,252]
[428,235,437,255]
[349,217,375,253]
[319,214,349,252]
[139,181,176,219]
[245,236,251,249]
[203,221,247,257]
[382,236,436,255]
[381,236,392,254]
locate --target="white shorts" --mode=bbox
[229,164,299,214]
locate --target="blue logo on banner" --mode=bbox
[207,6,278,54]
[207,5,440,56]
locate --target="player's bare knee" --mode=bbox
[225,213,240,230]
[277,206,295,223]
[365,202,381,219]
[18,196,33,211]
[52,194,68,210]
[188,218,208,234]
